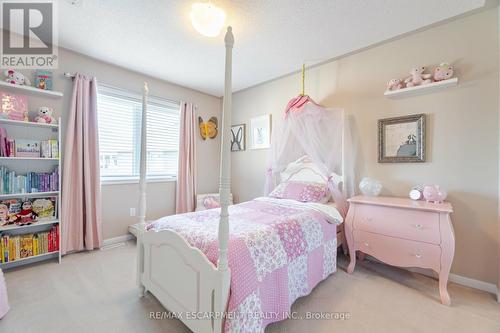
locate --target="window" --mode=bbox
[97,84,180,182]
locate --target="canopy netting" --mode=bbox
[264,95,355,217]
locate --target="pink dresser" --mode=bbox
[345,195,455,305]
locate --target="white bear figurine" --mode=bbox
[4,69,31,86]
[35,107,57,124]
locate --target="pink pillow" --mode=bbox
[203,196,220,209]
[269,181,329,203]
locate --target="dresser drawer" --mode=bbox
[354,204,440,244]
[354,230,441,271]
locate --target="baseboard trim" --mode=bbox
[365,256,498,297]
[102,234,134,247]
[405,266,498,296]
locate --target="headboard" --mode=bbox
[280,155,343,187]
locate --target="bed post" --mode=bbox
[214,26,234,322]
[136,82,148,296]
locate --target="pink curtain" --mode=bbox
[176,102,197,214]
[61,74,102,254]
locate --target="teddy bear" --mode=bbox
[4,69,30,86]
[404,67,432,87]
[433,63,454,82]
[386,78,403,91]
[35,106,57,124]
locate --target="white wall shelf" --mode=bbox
[0,118,59,129]
[0,81,63,98]
[384,77,458,98]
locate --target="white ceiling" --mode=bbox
[58,0,486,96]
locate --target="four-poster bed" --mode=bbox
[135,26,352,333]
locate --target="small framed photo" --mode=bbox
[378,113,426,163]
[250,114,272,149]
[230,124,246,152]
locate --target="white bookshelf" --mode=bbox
[0,81,63,98]
[0,117,62,269]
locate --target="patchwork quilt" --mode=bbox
[147,196,343,333]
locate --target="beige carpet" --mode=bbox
[1,241,499,333]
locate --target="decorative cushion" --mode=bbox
[195,193,234,211]
[268,181,329,203]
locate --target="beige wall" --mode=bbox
[232,8,499,284]
[21,48,221,240]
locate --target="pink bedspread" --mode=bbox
[147,197,342,332]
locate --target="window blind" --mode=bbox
[97,84,180,181]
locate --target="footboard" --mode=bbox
[137,229,230,333]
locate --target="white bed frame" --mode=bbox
[135,27,347,333]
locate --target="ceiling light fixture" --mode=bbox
[190,1,226,37]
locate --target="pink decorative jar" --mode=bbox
[423,185,447,203]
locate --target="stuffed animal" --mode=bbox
[35,107,57,124]
[404,67,432,87]
[4,69,30,86]
[386,78,403,91]
[433,63,454,82]
[17,200,36,225]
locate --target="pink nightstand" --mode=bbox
[345,195,455,305]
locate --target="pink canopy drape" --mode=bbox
[175,102,197,214]
[61,73,102,254]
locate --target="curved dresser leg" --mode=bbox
[439,271,451,306]
[345,204,356,274]
[347,252,356,274]
[439,212,455,306]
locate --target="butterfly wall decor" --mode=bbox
[198,116,218,140]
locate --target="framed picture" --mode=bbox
[250,114,272,149]
[378,113,426,163]
[230,124,246,152]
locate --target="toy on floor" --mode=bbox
[404,67,432,87]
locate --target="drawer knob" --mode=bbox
[415,254,422,258]
[366,217,373,222]
[415,224,423,230]
[364,242,369,247]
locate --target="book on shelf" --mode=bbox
[0,166,58,194]
[0,225,59,263]
[15,139,40,158]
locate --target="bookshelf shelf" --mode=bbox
[0,251,59,269]
[0,81,63,98]
[0,118,59,129]
[0,219,58,232]
[0,191,59,199]
[0,157,59,161]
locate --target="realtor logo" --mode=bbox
[0,1,58,69]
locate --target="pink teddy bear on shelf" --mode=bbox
[404,67,432,87]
